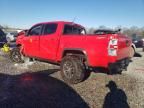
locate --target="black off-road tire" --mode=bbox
[10,48,24,63]
[60,56,86,84]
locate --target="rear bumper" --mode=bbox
[87,53,131,68]
[108,58,130,70]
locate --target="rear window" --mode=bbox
[43,23,57,35]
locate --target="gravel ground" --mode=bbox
[0,48,144,108]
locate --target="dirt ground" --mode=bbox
[0,48,144,108]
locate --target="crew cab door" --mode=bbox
[39,23,60,60]
[23,24,43,57]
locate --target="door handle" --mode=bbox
[30,38,38,41]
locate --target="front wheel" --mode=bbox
[10,48,24,63]
[60,56,86,84]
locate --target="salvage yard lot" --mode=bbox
[0,48,144,108]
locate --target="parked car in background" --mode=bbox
[0,29,7,47]
[94,29,121,35]
[132,36,144,48]
[142,38,144,52]
[142,38,144,46]
[6,32,18,42]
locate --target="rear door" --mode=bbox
[23,24,43,57]
[39,23,60,60]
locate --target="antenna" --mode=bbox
[72,17,77,25]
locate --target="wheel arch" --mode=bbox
[16,44,26,55]
[62,48,89,65]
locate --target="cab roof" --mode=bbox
[34,21,84,28]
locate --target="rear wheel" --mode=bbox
[60,56,86,84]
[10,48,24,63]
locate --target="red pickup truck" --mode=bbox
[11,21,133,84]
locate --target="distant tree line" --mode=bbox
[0,25,23,32]
[0,25,3,29]
[1,24,144,38]
[87,26,144,38]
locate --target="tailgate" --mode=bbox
[117,34,131,60]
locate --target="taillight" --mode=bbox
[108,38,118,56]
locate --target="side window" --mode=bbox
[28,25,42,36]
[73,27,81,34]
[63,25,73,34]
[43,23,57,35]
[63,25,85,35]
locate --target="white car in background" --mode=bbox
[6,32,18,42]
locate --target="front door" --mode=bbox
[23,24,43,57]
